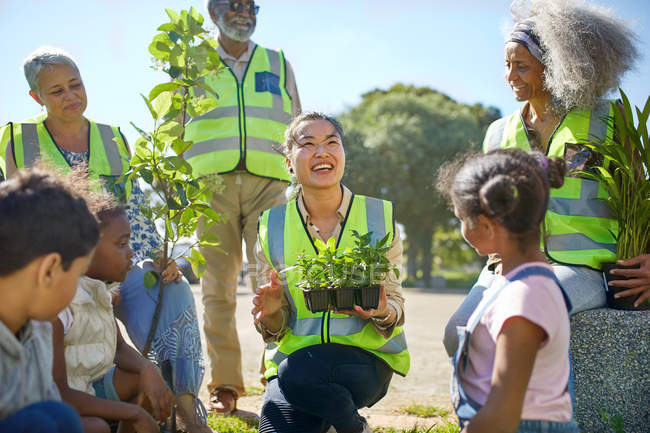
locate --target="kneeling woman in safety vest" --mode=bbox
[252,111,410,433]
[1,46,210,432]
[438,149,578,433]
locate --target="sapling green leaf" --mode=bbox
[152,92,173,120]
[144,270,159,289]
[157,120,183,141]
[165,8,180,24]
[168,66,182,79]
[141,94,157,119]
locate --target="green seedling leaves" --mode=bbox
[168,31,180,43]
[131,7,223,295]
[152,92,173,120]
[296,231,399,291]
[188,96,219,117]
[144,270,159,289]
[165,8,181,24]
[199,231,220,248]
[149,82,179,101]
[140,169,154,185]
[141,93,157,119]
[188,248,207,277]
[157,120,183,141]
[314,238,328,252]
[168,66,183,79]
[149,33,173,60]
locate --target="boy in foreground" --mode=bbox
[0,168,100,432]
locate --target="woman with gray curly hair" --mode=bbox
[443,0,648,359]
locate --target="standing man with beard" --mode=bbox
[184,0,301,414]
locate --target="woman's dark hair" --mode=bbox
[437,148,565,247]
[0,167,100,276]
[280,111,345,156]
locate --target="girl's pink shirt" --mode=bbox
[459,262,573,422]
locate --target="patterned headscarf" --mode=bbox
[508,19,544,64]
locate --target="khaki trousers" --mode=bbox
[199,172,286,397]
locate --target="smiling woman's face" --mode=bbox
[32,63,87,122]
[287,119,345,192]
[504,41,548,103]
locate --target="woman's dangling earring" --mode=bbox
[286,168,299,200]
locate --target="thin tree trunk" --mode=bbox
[405,228,418,282]
[420,227,434,288]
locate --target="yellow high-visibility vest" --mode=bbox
[258,194,410,378]
[185,45,293,181]
[483,100,617,269]
[7,118,132,199]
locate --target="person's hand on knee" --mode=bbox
[138,363,175,423]
[609,254,650,307]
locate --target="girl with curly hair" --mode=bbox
[439,149,578,433]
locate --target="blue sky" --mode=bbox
[1,0,648,146]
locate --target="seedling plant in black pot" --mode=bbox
[296,230,399,313]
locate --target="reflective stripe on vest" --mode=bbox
[0,123,9,181]
[11,120,132,199]
[482,100,617,269]
[184,46,292,181]
[259,194,410,378]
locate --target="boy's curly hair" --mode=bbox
[0,166,99,275]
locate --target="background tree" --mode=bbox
[340,84,500,286]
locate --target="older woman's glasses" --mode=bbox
[215,1,260,16]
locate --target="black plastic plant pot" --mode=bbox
[602,263,649,311]
[303,289,331,313]
[359,285,381,310]
[332,288,357,310]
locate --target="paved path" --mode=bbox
[191,284,467,429]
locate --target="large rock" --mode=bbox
[570,308,649,433]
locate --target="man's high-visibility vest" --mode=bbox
[483,100,617,269]
[184,45,293,181]
[7,119,132,199]
[0,123,8,182]
[258,194,410,379]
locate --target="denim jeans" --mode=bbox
[114,262,204,397]
[517,419,579,432]
[258,344,393,433]
[443,266,496,357]
[0,401,83,433]
[442,263,607,356]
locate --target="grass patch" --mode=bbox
[206,413,259,433]
[244,385,265,396]
[374,421,460,433]
[402,403,450,418]
[206,411,460,433]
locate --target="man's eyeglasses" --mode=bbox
[214,1,260,16]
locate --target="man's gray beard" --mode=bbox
[216,13,256,42]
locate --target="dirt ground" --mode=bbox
[192,284,467,430]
